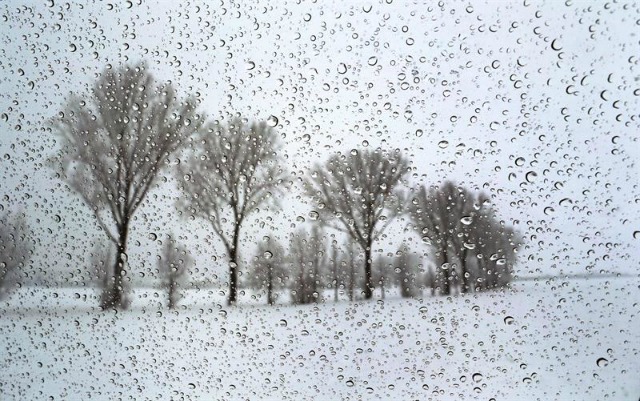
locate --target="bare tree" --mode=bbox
[158,236,192,309]
[469,209,522,291]
[0,210,33,300]
[51,62,203,309]
[408,181,480,295]
[306,148,409,300]
[289,227,327,305]
[177,116,289,305]
[247,237,286,305]
[394,246,419,298]
[410,181,520,294]
[373,254,391,300]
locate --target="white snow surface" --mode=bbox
[1,278,638,400]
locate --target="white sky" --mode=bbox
[0,0,638,285]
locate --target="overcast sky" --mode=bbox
[0,0,638,285]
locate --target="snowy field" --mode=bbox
[1,278,638,400]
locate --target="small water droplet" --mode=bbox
[460,216,473,225]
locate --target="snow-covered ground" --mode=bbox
[1,278,638,400]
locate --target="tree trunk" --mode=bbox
[312,258,319,303]
[228,226,240,306]
[332,260,338,303]
[363,245,373,300]
[440,246,450,296]
[348,259,354,302]
[380,275,385,300]
[461,248,470,294]
[102,220,129,310]
[267,264,274,305]
[168,274,175,309]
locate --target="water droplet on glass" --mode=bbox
[267,115,278,127]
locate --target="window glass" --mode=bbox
[1,1,638,399]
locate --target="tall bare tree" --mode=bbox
[177,116,289,305]
[0,210,33,300]
[51,62,203,309]
[306,148,409,299]
[158,236,192,309]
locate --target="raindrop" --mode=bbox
[337,63,347,74]
[472,373,483,383]
[596,357,609,367]
[525,171,537,183]
[368,56,378,66]
[267,115,278,127]
[438,140,449,149]
[460,216,473,225]
[504,316,514,325]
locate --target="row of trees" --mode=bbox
[49,62,521,309]
[244,233,424,306]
